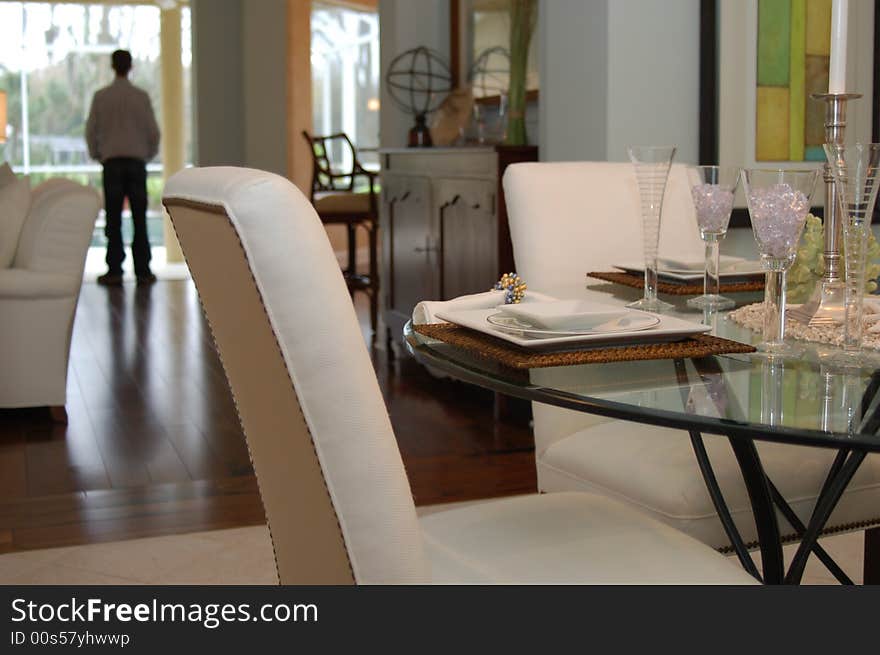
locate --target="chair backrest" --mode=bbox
[503,161,704,300]
[503,161,705,456]
[163,167,429,585]
[13,179,100,279]
[302,131,362,195]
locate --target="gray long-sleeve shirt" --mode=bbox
[85,77,160,163]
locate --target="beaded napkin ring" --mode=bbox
[493,273,526,304]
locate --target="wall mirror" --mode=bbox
[451,0,539,103]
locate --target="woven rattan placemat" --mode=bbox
[413,323,756,369]
[588,271,765,295]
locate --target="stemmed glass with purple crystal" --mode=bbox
[686,166,739,311]
[742,169,819,356]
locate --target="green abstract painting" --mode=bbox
[756,0,830,162]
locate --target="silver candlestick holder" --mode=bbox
[788,92,862,326]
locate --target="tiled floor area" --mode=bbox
[0,508,866,585]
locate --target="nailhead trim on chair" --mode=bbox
[163,197,357,584]
[717,517,880,554]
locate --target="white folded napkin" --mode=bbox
[412,289,556,325]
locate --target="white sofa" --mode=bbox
[0,168,100,417]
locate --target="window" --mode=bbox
[0,1,192,247]
[311,2,380,173]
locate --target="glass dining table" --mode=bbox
[405,284,880,585]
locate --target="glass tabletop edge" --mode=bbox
[404,322,880,453]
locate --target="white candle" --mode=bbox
[829,0,848,94]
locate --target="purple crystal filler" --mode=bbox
[747,183,810,259]
[691,184,735,234]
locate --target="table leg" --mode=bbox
[766,480,854,585]
[784,449,867,584]
[689,431,761,581]
[727,437,785,584]
[683,357,865,584]
[674,359,783,582]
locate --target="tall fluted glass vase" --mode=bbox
[506,0,536,146]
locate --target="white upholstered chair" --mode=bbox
[503,161,880,557]
[0,176,100,419]
[162,166,755,584]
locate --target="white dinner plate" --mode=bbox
[496,299,658,332]
[486,311,660,339]
[657,255,741,272]
[614,257,764,283]
[435,307,710,351]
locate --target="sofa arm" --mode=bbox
[0,268,79,299]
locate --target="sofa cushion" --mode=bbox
[0,167,31,268]
[420,492,757,584]
[0,268,79,298]
[538,420,880,548]
[13,181,99,274]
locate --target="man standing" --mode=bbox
[86,49,160,285]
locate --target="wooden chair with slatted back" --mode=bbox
[302,131,379,340]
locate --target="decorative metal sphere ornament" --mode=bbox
[468,46,511,99]
[385,46,453,147]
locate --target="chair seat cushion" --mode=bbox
[0,268,79,298]
[420,492,757,584]
[313,191,372,216]
[538,421,880,548]
[0,168,31,268]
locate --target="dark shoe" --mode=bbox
[136,272,157,285]
[97,272,123,286]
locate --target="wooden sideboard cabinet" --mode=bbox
[380,145,538,350]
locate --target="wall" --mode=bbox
[242,0,290,176]
[538,0,608,160]
[379,0,450,147]
[605,0,700,163]
[193,1,701,164]
[191,0,289,176]
[539,0,700,163]
[191,0,245,167]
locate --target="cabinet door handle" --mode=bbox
[441,194,461,210]
[400,190,411,201]
[414,237,438,254]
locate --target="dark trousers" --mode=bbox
[102,157,151,275]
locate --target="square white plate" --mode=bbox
[658,255,742,272]
[614,257,764,283]
[434,307,711,351]
[498,299,655,331]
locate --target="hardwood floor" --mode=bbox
[0,280,535,553]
